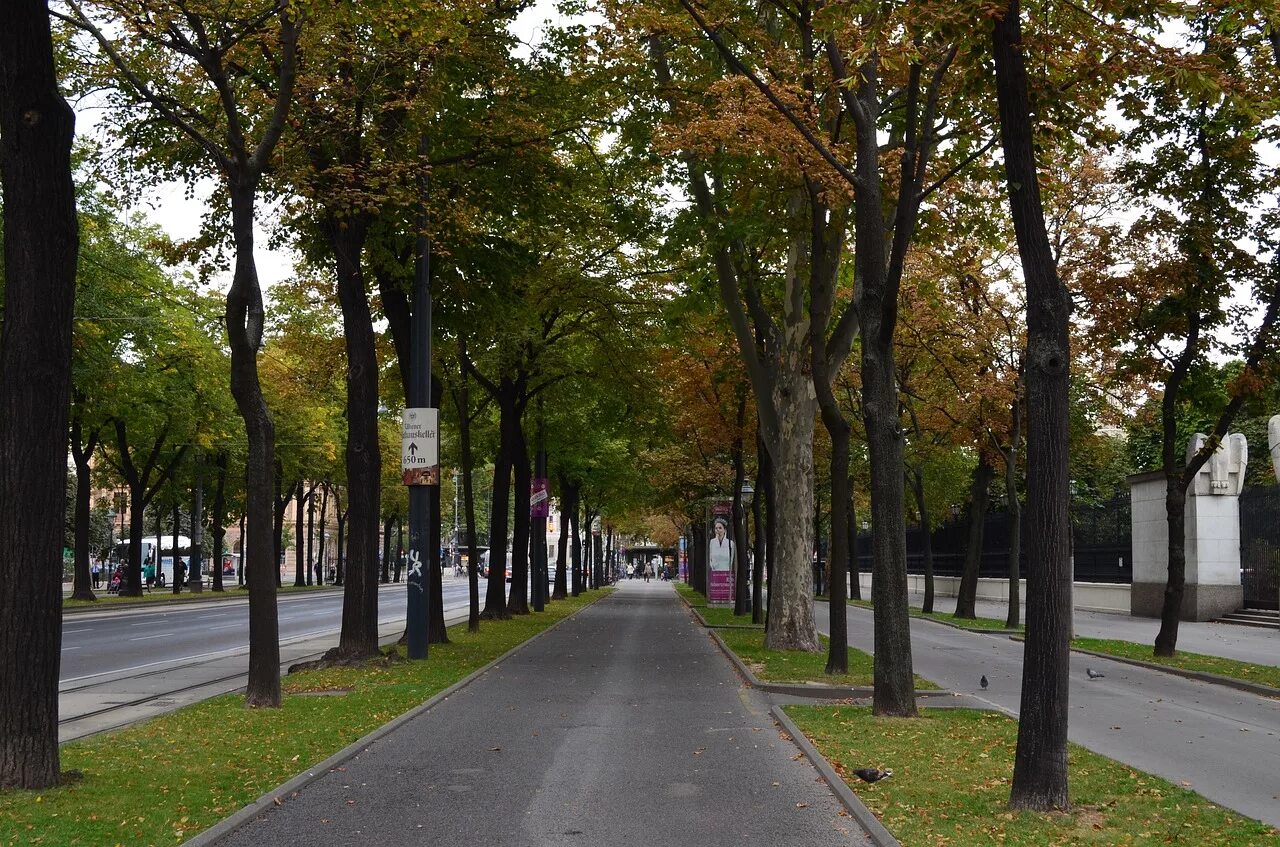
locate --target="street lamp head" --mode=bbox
[740,481,755,504]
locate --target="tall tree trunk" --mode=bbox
[847,470,861,601]
[211,453,227,592]
[394,519,404,582]
[316,483,329,585]
[731,399,750,615]
[507,405,531,614]
[294,483,308,587]
[994,0,1073,810]
[1003,392,1024,629]
[70,418,100,602]
[765,457,777,626]
[456,346,481,629]
[328,217,382,653]
[171,501,182,594]
[0,0,78,786]
[483,421,513,618]
[570,488,582,597]
[752,430,768,623]
[305,484,315,586]
[272,469,288,589]
[955,457,995,618]
[189,464,203,593]
[910,467,934,614]
[763,381,819,652]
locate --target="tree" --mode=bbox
[991,0,1073,812]
[1082,8,1280,656]
[64,0,301,707]
[0,0,79,790]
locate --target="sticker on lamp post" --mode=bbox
[402,408,439,486]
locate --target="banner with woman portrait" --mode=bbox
[707,501,734,604]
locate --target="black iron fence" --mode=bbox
[1241,486,1280,610]
[855,495,1133,584]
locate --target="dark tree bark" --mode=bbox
[335,489,346,586]
[316,483,329,585]
[993,0,1073,810]
[171,500,182,594]
[0,0,78,787]
[507,404,532,614]
[999,390,1024,629]
[570,487,583,597]
[211,453,227,592]
[909,468,934,614]
[482,401,513,618]
[846,477,860,602]
[294,482,311,587]
[731,392,751,616]
[273,471,294,591]
[70,416,101,602]
[394,519,404,582]
[954,457,995,619]
[305,482,315,586]
[752,430,768,623]
[454,339,481,630]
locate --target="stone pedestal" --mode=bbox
[1129,433,1247,621]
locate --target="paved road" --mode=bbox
[887,589,1280,665]
[214,581,870,847]
[59,578,491,740]
[816,599,1280,827]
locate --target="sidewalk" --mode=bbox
[898,589,1278,666]
[211,581,870,846]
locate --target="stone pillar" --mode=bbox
[1130,433,1247,621]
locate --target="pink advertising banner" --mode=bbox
[707,500,734,605]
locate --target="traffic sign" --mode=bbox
[401,407,439,485]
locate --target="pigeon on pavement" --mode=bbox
[1086,668,1105,680]
[980,675,988,690]
[852,768,893,783]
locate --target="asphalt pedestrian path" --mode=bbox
[213,581,871,846]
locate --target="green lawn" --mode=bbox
[786,705,1277,846]
[849,598,1022,631]
[673,581,704,606]
[1071,637,1280,691]
[0,590,610,846]
[64,582,334,609]
[695,605,763,628]
[716,627,938,690]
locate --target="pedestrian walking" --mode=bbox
[91,560,101,589]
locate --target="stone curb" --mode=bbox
[770,705,901,847]
[706,627,954,701]
[689,607,765,630]
[1066,643,1280,699]
[182,592,610,847]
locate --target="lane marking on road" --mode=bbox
[64,628,91,634]
[208,623,242,631]
[130,633,174,641]
[63,647,82,651]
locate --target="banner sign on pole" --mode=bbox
[708,500,734,604]
[401,407,439,485]
[530,478,550,517]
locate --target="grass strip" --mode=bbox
[696,605,763,628]
[786,705,1277,846]
[1,589,609,846]
[716,627,938,690]
[64,582,333,609]
[849,598,1023,631]
[673,580,705,606]
[1071,637,1280,690]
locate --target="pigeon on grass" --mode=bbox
[980,675,988,690]
[852,768,893,784]
[1086,668,1105,680]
